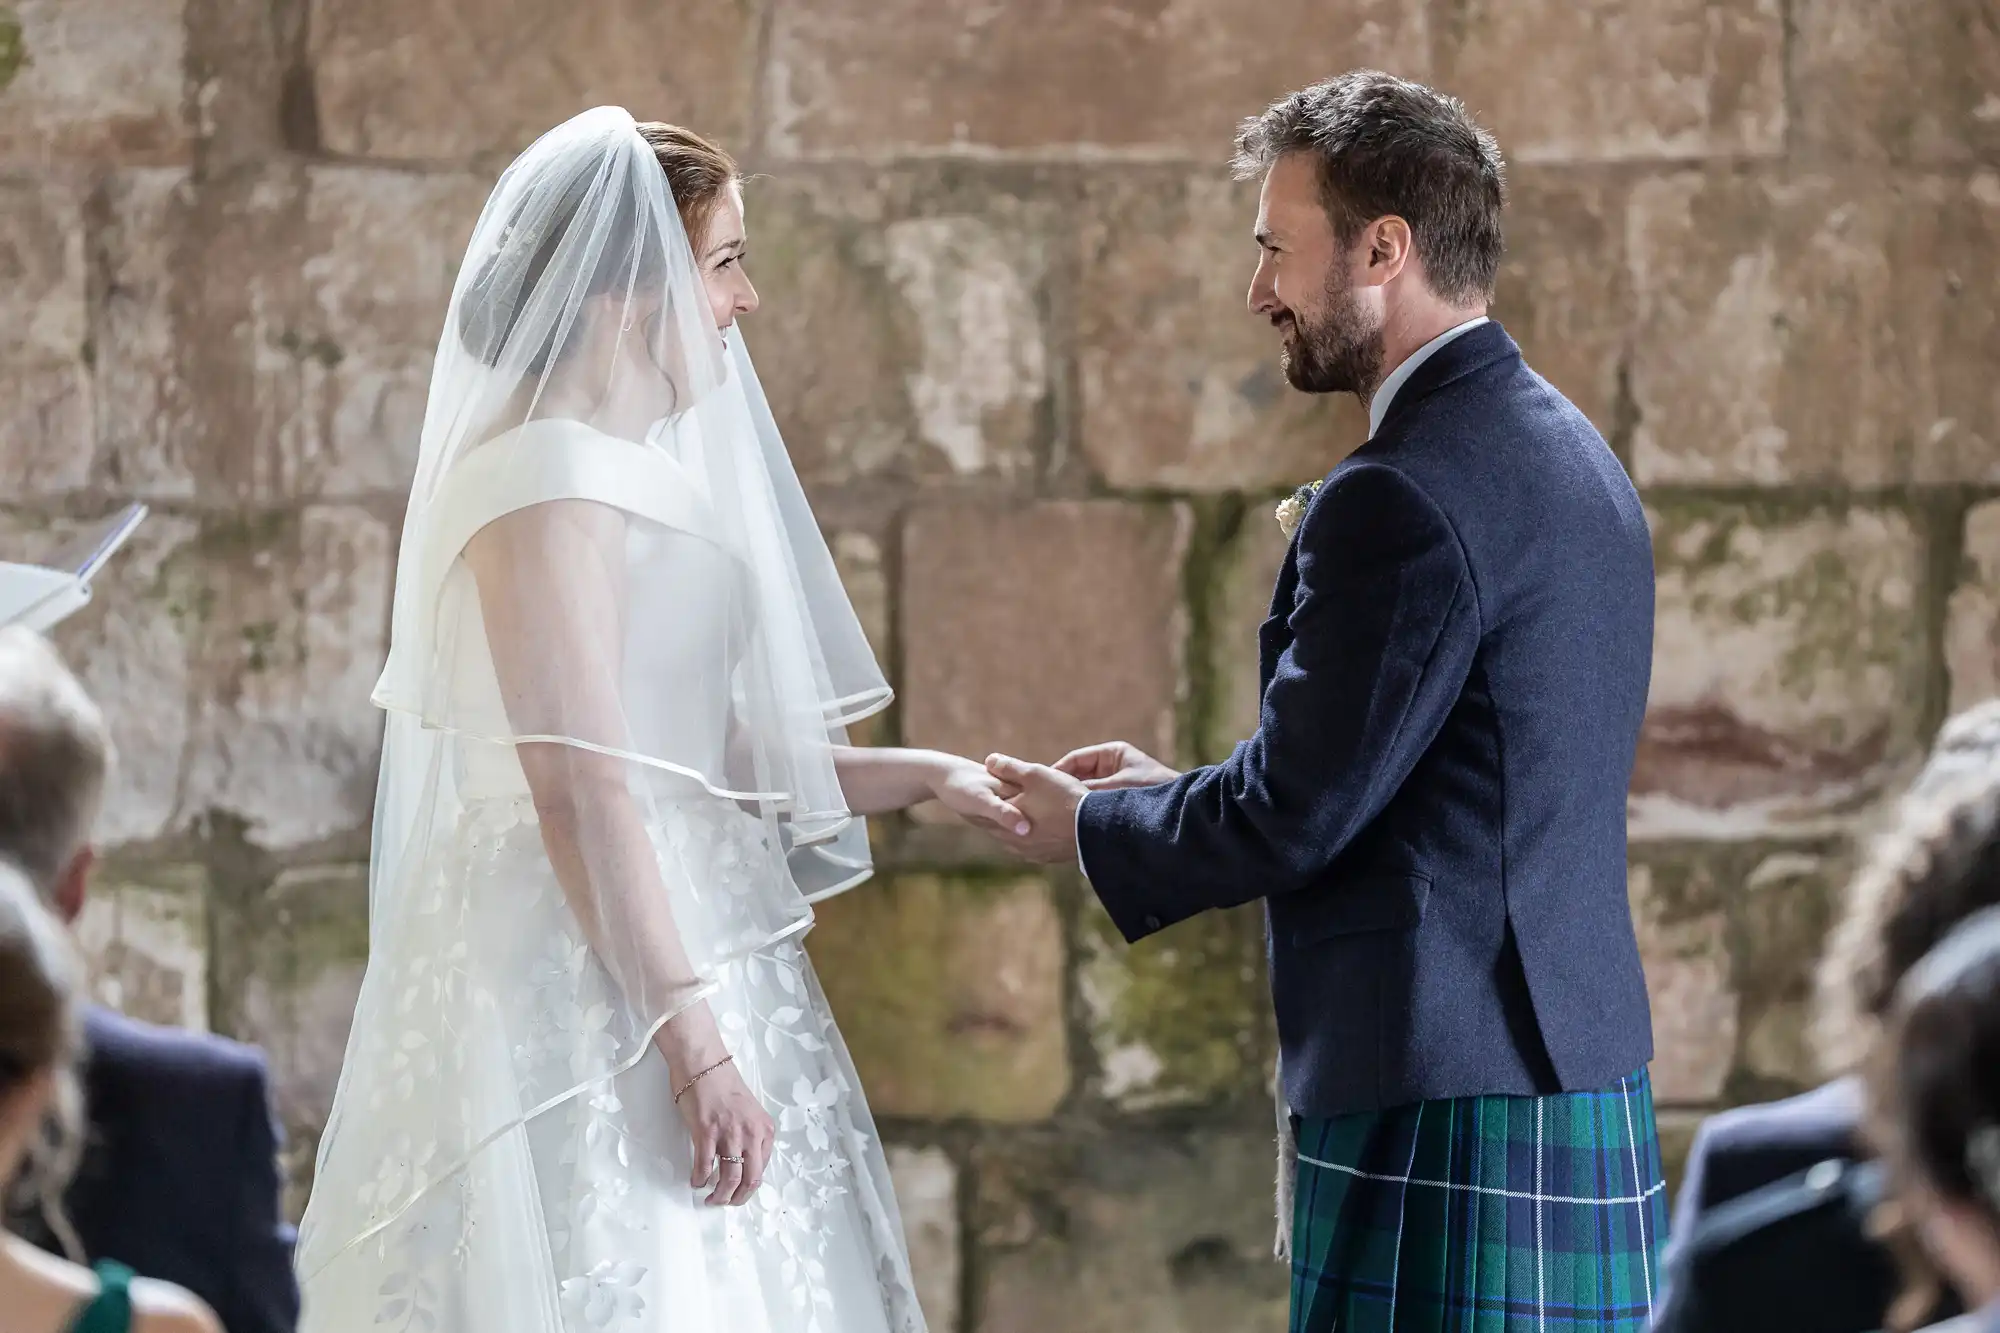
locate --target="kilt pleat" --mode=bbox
[1289,1067,1668,1332]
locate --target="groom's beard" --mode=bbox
[1279,279,1384,399]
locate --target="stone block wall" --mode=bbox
[3,2,1996,1328]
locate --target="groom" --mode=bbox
[988,71,1665,1330]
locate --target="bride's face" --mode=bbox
[548,186,757,437]
[696,184,759,337]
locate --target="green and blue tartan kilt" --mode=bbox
[1289,1067,1668,1333]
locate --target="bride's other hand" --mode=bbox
[675,1057,775,1206]
[932,756,1030,835]
[662,1009,775,1206]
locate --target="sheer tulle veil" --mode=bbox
[295,107,912,1324]
[367,103,890,934]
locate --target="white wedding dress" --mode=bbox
[296,109,926,1333]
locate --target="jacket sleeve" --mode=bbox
[219,1052,302,1333]
[1081,462,1478,942]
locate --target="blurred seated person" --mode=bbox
[0,858,221,1333]
[1870,905,2000,1333]
[1655,703,2000,1332]
[0,628,298,1333]
[1673,702,2000,1230]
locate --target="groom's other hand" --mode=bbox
[1054,741,1181,791]
[982,754,1086,863]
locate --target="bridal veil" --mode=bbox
[296,107,913,1331]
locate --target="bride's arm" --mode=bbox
[469,498,774,1207]
[832,744,1030,832]
[464,501,728,1076]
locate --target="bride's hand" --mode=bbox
[931,756,1031,835]
[662,1009,774,1206]
[673,1056,775,1206]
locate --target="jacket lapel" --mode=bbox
[1257,543,1302,695]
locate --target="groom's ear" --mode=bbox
[1362,215,1413,284]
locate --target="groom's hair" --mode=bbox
[1234,70,1506,305]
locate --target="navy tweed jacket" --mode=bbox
[1079,320,1656,1117]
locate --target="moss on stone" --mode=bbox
[263,866,370,982]
[1628,844,1734,930]
[1721,542,1906,699]
[241,620,279,672]
[1080,900,1272,1110]
[196,511,295,556]
[972,1120,1289,1331]
[276,328,344,368]
[807,873,1068,1122]
[1195,497,1295,764]
[1730,851,1843,1091]
[1177,495,1243,767]
[1634,840,1848,1107]
[0,13,26,95]
[1649,498,1930,752]
[76,866,212,1031]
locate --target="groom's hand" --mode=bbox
[982,754,1086,863]
[1053,740,1181,791]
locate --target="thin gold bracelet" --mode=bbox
[673,1054,734,1105]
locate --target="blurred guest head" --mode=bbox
[1872,904,2000,1321]
[0,628,110,924]
[1235,69,1506,398]
[0,858,85,1256]
[1817,700,2000,1077]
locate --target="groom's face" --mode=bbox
[1249,153,1384,397]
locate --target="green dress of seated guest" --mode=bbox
[67,1261,133,1333]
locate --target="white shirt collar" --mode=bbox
[1367,316,1490,439]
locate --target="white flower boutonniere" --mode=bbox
[1275,480,1322,540]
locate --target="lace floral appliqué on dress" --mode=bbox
[303,795,924,1333]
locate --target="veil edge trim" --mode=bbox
[798,862,874,904]
[364,699,797,805]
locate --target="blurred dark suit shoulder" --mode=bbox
[1673,1077,1862,1234]
[85,1003,269,1104]
[1654,1157,1901,1333]
[52,1006,300,1333]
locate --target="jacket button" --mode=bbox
[1143,914,1163,932]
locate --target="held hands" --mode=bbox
[929,754,1032,836]
[981,741,1180,864]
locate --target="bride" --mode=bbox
[295,107,1027,1333]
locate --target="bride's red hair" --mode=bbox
[636,122,740,252]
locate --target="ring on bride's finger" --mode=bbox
[718,1154,746,1164]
